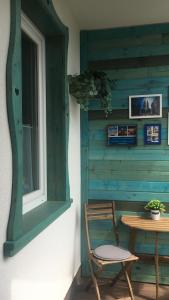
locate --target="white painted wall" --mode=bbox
[67,0,169,29]
[0,1,80,299]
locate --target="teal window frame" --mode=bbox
[4,0,72,257]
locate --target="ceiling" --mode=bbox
[65,0,169,30]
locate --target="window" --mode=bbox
[4,0,71,257]
[21,14,47,214]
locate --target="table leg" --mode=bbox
[129,228,137,253]
[155,232,159,300]
[128,228,137,278]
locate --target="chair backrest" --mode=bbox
[84,201,119,252]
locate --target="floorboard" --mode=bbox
[70,279,169,300]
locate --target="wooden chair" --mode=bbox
[84,201,139,300]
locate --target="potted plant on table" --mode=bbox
[68,70,116,116]
[144,199,166,220]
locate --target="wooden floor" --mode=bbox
[70,279,169,300]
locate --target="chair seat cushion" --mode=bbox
[93,245,131,261]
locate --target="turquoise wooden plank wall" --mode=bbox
[81,23,169,283]
[89,117,169,202]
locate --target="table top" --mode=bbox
[121,215,169,232]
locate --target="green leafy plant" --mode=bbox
[68,70,116,115]
[144,200,166,212]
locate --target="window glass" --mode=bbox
[22,31,39,195]
[21,13,47,214]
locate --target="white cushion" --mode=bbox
[93,245,131,261]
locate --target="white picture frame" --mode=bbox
[129,94,162,119]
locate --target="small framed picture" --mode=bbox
[129,94,162,119]
[144,124,161,145]
[107,124,137,146]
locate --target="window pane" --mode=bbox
[22,31,39,194]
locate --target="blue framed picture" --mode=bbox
[107,124,137,146]
[144,124,161,145]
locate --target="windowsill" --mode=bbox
[4,199,73,257]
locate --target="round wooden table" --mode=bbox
[121,215,169,300]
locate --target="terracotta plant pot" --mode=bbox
[150,210,160,220]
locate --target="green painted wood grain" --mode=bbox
[87,74,169,110]
[89,170,169,181]
[89,160,169,172]
[88,34,169,60]
[86,23,169,41]
[88,190,169,202]
[88,44,169,61]
[6,0,23,240]
[107,66,169,80]
[89,89,168,110]
[81,22,169,283]
[109,76,169,90]
[89,108,169,120]
[80,30,90,276]
[5,0,70,256]
[88,33,165,52]
[118,202,169,213]
[89,118,168,129]
[89,149,169,161]
[89,180,169,192]
[89,141,168,150]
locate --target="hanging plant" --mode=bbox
[68,70,116,115]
